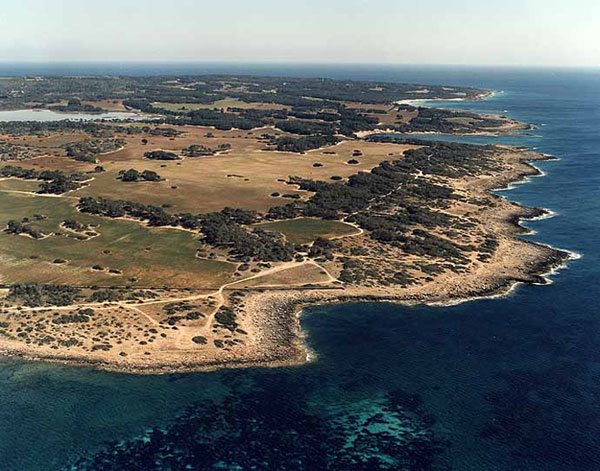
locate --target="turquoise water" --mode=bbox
[0,66,599,470]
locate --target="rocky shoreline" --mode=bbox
[0,232,570,376]
[0,140,573,375]
[246,243,570,372]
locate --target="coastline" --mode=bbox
[0,146,572,375]
[354,90,531,139]
[397,89,498,107]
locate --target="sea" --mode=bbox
[0,64,598,470]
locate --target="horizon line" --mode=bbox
[0,60,597,70]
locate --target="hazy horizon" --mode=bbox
[0,60,598,69]
[0,0,598,67]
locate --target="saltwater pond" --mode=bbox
[0,109,146,122]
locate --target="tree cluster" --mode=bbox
[272,135,339,153]
[0,164,87,194]
[117,169,163,182]
[144,150,180,161]
[48,98,104,113]
[64,138,125,163]
[6,283,82,307]
[4,219,43,239]
[181,143,231,157]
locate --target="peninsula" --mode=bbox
[0,75,568,373]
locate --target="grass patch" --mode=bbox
[0,192,235,288]
[0,178,41,192]
[256,218,360,245]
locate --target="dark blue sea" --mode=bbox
[0,64,599,470]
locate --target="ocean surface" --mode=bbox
[0,65,598,470]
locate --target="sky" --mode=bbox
[0,0,598,67]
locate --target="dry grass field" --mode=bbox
[0,122,410,295]
[10,132,88,148]
[0,121,406,293]
[84,99,127,111]
[236,262,333,288]
[152,98,290,111]
[3,125,416,214]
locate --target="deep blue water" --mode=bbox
[0,65,599,470]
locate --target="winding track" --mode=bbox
[0,162,366,352]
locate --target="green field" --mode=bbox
[0,178,41,192]
[256,218,360,245]
[0,192,236,288]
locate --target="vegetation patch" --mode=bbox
[144,150,180,161]
[117,169,163,182]
[181,143,231,157]
[6,283,82,307]
[65,138,125,162]
[0,164,87,194]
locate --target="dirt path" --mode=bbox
[127,305,160,326]
[154,260,339,349]
[2,259,338,316]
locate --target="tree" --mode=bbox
[141,170,162,181]
[121,169,140,182]
[144,150,180,161]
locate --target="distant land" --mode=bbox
[0,75,568,373]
